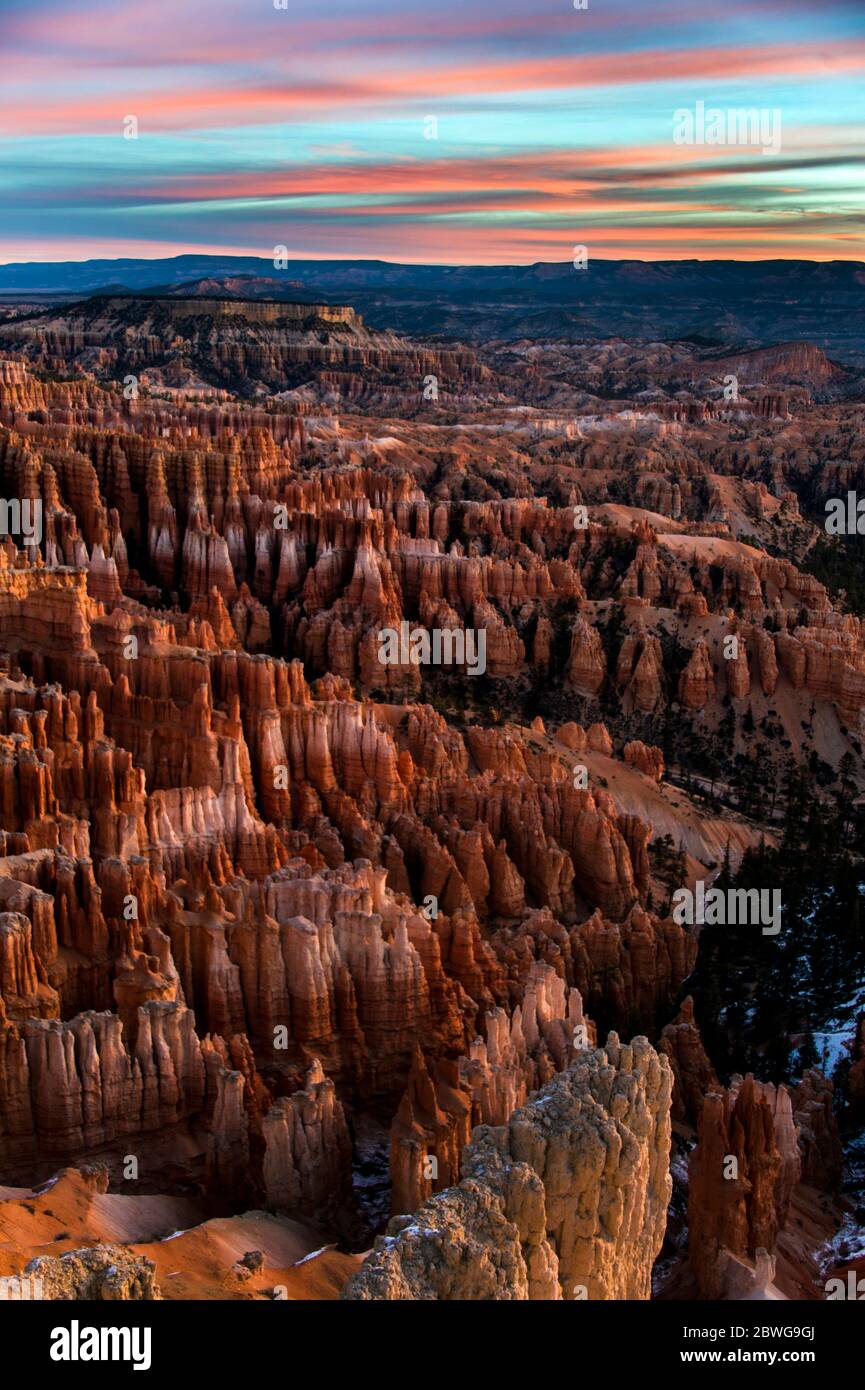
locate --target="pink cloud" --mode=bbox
[3,39,863,135]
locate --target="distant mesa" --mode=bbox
[63,292,363,329]
[1,256,864,364]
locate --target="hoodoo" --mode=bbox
[0,263,861,1324]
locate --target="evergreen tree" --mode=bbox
[799,1029,819,1072]
[715,839,734,891]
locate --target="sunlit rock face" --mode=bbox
[343,1034,673,1301]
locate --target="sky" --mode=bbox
[1,0,863,265]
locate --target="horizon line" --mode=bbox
[2,252,864,271]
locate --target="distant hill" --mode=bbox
[1,256,864,363]
[0,291,483,398]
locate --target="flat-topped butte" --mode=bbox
[83,294,362,327]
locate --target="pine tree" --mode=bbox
[799,1029,819,1072]
[716,839,733,891]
